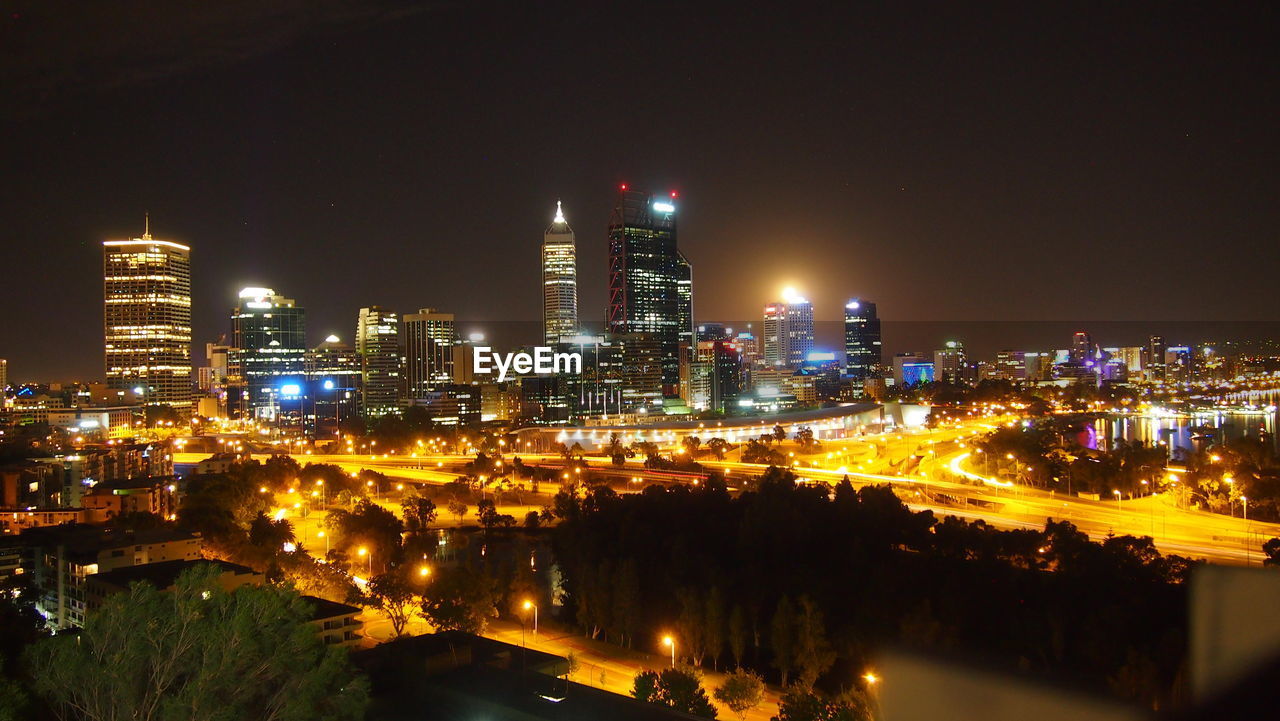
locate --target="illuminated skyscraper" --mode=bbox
[542,201,578,344]
[606,187,693,391]
[843,299,882,380]
[402,308,456,398]
[230,287,306,421]
[356,307,401,419]
[306,334,361,438]
[0,358,7,390]
[102,221,193,413]
[934,341,967,383]
[762,289,813,368]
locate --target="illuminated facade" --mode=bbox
[402,308,456,398]
[843,299,881,380]
[606,187,693,392]
[305,335,361,439]
[102,225,193,414]
[763,290,814,368]
[542,201,578,344]
[355,307,401,419]
[230,288,306,421]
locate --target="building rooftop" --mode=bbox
[301,594,362,621]
[90,559,256,590]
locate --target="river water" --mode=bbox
[1086,390,1278,456]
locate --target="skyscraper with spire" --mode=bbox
[103,217,193,414]
[607,186,693,392]
[542,200,578,344]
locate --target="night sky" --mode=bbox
[3,1,1277,381]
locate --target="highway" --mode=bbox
[176,417,1280,565]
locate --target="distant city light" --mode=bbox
[280,383,302,396]
[652,201,676,213]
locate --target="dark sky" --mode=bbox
[2,1,1277,382]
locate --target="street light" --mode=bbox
[358,546,371,575]
[863,672,879,686]
[662,635,675,668]
[523,599,538,638]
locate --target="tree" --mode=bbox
[728,604,748,668]
[248,511,295,550]
[774,687,873,721]
[632,668,717,719]
[707,438,730,460]
[364,572,420,637]
[773,424,787,442]
[420,566,497,633]
[325,498,404,572]
[1264,537,1280,566]
[476,499,515,530]
[447,498,468,524]
[402,497,437,532]
[771,595,797,686]
[715,669,765,721]
[25,565,367,721]
[705,586,727,670]
[793,595,835,688]
[678,589,709,666]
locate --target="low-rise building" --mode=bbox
[305,595,364,647]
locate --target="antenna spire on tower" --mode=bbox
[143,212,152,240]
[554,199,566,224]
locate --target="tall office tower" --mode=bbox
[606,187,693,392]
[843,299,882,380]
[1147,335,1167,382]
[762,288,814,368]
[695,339,743,412]
[1071,331,1093,363]
[402,308,456,399]
[230,287,306,421]
[102,222,193,414]
[305,335,362,439]
[763,303,786,367]
[542,201,578,344]
[0,358,7,390]
[934,341,967,383]
[355,307,401,419]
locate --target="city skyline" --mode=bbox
[3,3,1277,380]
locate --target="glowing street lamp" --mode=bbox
[358,546,371,575]
[662,635,675,668]
[863,672,879,686]
[523,599,538,637]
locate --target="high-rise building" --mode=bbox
[606,187,693,392]
[305,335,362,439]
[402,308,456,399]
[1148,335,1167,382]
[0,358,7,390]
[230,287,306,421]
[933,341,967,383]
[542,201,578,344]
[1071,331,1093,364]
[102,222,193,414]
[355,307,401,419]
[695,339,743,412]
[762,289,814,368]
[843,299,882,380]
